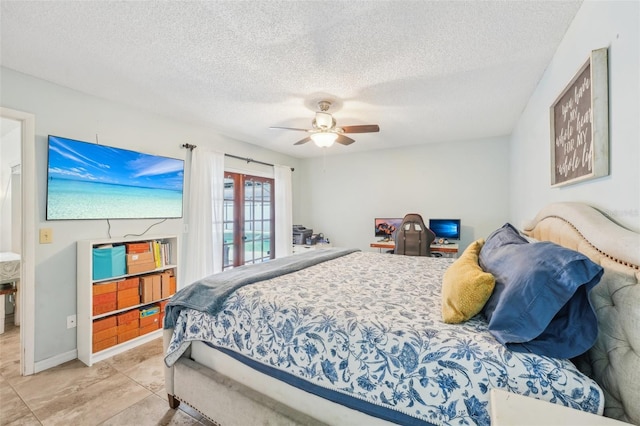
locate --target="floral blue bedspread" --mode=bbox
[165,251,603,425]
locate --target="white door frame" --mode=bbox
[1,107,35,375]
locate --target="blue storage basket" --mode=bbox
[92,245,126,280]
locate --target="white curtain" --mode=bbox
[274,165,293,258]
[181,149,225,287]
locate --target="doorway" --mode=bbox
[0,108,36,375]
[1,118,21,331]
[222,172,275,270]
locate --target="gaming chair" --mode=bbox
[394,213,436,256]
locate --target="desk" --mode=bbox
[431,243,459,257]
[370,241,459,257]
[370,241,395,250]
[292,243,332,254]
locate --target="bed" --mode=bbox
[163,202,640,425]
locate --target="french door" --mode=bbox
[222,172,275,270]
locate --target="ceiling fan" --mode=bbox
[270,100,380,147]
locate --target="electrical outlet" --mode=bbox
[67,314,77,329]
[39,228,53,244]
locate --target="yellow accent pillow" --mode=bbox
[442,239,495,324]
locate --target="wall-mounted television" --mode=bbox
[46,135,184,220]
[374,218,403,238]
[429,218,461,240]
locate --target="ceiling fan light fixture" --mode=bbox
[314,112,334,129]
[310,132,338,147]
[272,98,379,147]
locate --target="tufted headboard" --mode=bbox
[523,202,640,425]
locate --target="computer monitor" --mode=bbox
[374,218,403,238]
[429,218,461,240]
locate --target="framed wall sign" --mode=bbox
[550,47,609,187]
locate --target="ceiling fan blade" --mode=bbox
[270,126,312,132]
[340,124,380,133]
[294,136,312,145]
[335,134,355,145]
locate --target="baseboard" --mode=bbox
[34,349,78,373]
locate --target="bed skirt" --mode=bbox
[164,328,396,426]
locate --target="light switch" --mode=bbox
[39,228,53,244]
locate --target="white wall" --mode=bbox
[0,67,300,364]
[298,137,510,252]
[509,0,640,231]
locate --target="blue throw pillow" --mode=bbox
[479,224,603,359]
[480,223,529,254]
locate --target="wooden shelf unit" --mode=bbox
[77,235,178,366]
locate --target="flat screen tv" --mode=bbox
[46,135,184,220]
[374,217,403,238]
[429,218,461,240]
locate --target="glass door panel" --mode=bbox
[222,175,237,270]
[223,173,274,269]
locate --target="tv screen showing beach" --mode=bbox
[46,135,184,220]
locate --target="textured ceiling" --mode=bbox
[0,1,582,158]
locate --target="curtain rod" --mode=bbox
[181,143,294,171]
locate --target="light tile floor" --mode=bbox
[0,318,216,425]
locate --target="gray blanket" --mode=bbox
[164,247,359,329]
